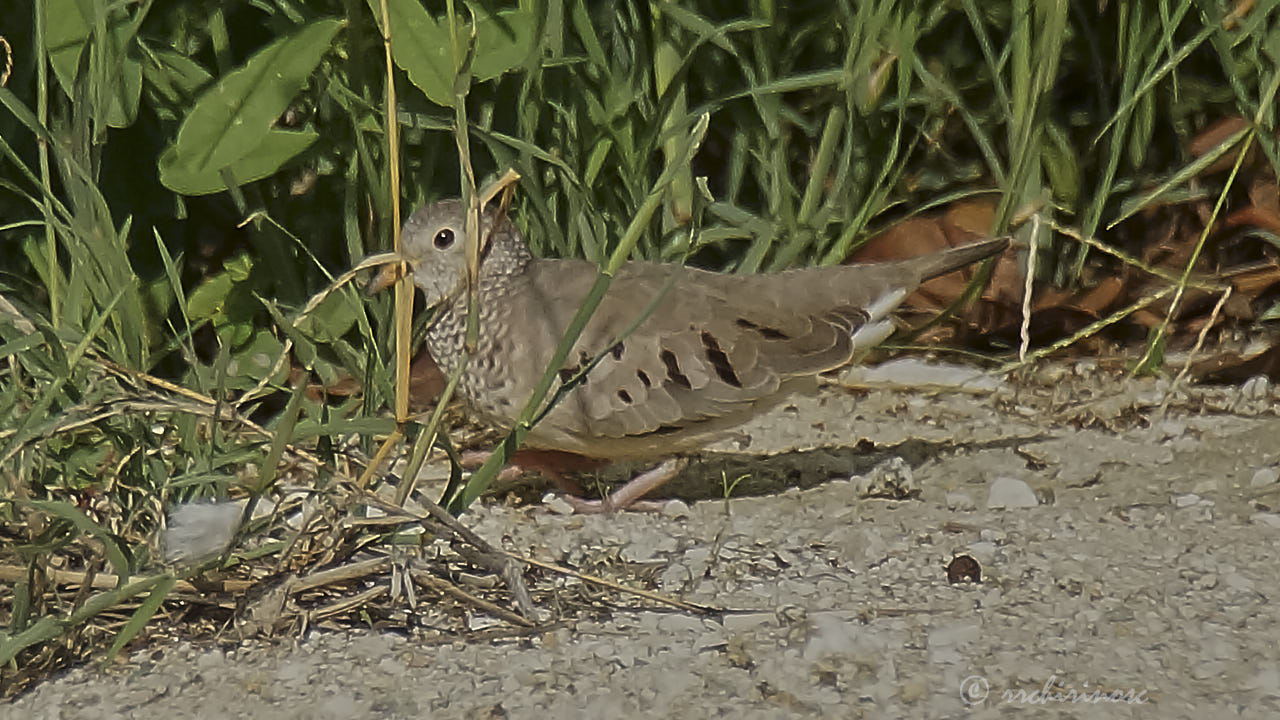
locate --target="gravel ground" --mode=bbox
[8,361,1280,719]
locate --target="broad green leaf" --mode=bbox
[183,253,261,346]
[295,291,359,343]
[221,322,255,348]
[368,0,453,106]
[189,331,288,389]
[472,10,535,81]
[225,254,254,283]
[142,47,214,105]
[369,1,533,107]
[44,0,93,90]
[186,254,255,322]
[108,62,144,129]
[160,128,319,195]
[159,18,344,195]
[229,332,288,382]
[185,271,233,322]
[44,0,144,127]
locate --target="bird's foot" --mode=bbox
[558,458,688,513]
[458,450,686,513]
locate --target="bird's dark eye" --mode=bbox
[433,229,455,249]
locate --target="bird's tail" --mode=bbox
[910,236,1010,281]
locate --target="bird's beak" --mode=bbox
[365,256,407,296]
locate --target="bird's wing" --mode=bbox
[527,260,916,441]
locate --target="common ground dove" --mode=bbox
[384,199,1008,510]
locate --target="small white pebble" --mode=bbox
[1173,493,1202,508]
[1251,513,1280,529]
[661,499,692,519]
[1250,467,1280,488]
[987,476,1038,509]
[1241,375,1271,400]
[542,494,577,515]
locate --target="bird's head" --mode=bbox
[367,198,530,307]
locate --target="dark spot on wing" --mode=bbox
[736,317,790,340]
[659,349,693,389]
[700,331,743,388]
[558,350,597,387]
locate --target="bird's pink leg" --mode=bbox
[562,459,688,514]
[459,451,686,513]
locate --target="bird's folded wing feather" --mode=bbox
[525,260,926,440]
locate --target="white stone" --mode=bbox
[1250,466,1280,488]
[661,499,692,518]
[542,494,577,515]
[986,477,1039,509]
[1251,513,1280,529]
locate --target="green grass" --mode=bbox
[2,0,1279,697]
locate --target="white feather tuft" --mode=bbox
[863,287,909,322]
[163,500,244,563]
[849,319,897,358]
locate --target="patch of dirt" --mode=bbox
[9,361,1280,719]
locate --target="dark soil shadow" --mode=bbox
[506,434,1050,503]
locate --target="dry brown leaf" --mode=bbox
[1188,116,1252,175]
[1191,344,1280,384]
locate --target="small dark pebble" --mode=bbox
[947,555,982,584]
